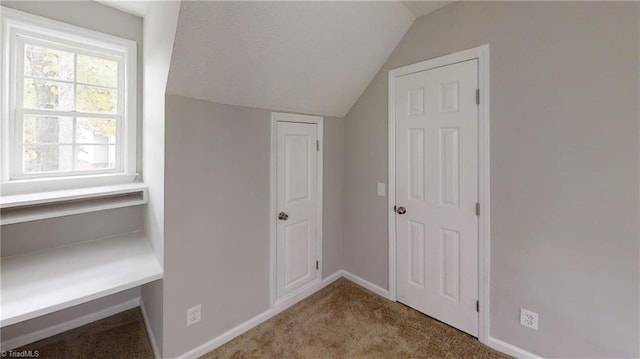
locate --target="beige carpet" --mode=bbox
[12,308,153,359]
[202,278,510,359]
[11,279,510,358]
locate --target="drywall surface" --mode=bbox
[1,206,143,257]
[1,0,142,40]
[164,95,344,357]
[166,1,414,118]
[0,1,147,348]
[141,0,181,270]
[140,279,163,355]
[1,0,144,173]
[342,2,639,357]
[140,0,181,354]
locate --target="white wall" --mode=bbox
[343,2,639,357]
[1,207,143,257]
[4,3,638,358]
[163,94,344,357]
[1,0,144,171]
[0,0,146,348]
[140,1,182,356]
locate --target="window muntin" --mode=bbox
[13,35,124,178]
[1,8,137,191]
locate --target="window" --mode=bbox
[2,8,137,194]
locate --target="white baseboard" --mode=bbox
[1,271,535,359]
[487,336,543,359]
[139,299,162,359]
[1,297,140,351]
[272,270,343,313]
[0,270,540,359]
[178,271,343,359]
[340,270,390,299]
[338,272,539,359]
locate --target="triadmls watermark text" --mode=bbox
[1,350,40,358]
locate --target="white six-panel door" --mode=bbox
[395,59,479,336]
[276,121,319,299]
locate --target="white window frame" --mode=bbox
[1,7,137,195]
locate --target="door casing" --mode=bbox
[270,112,323,307]
[388,44,490,344]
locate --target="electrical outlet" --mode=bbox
[187,304,201,327]
[520,308,538,330]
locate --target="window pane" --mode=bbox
[77,118,116,144]
[24,44,74,81]
[24,115,73,143]
[23,144,72,173]
[76,145,116,170]
[24,79,74,110]
[76,85,117,113]
[77,54,117,87]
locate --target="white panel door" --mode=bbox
[276,122,319,299]
[395,59,479,336]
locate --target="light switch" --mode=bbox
[377,183,386,197]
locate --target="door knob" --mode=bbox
[278,212,289,220]
[396,206,407,215]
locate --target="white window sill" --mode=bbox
[0,231,163,327]
[1,173,139,196]
[0,182,148,225]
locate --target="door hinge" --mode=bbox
[316,140,319,151]
[476,89,480,105]
[316,261,319,270]
[476,202,480,216]
[476,300,479,312]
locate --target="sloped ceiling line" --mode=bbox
[165,1,451,118]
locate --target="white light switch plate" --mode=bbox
[377,183,386,197]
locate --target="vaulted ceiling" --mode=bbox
[96,0,452,117]
[166,1,417,117]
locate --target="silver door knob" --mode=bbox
[396,206,407,215]
[278,212,289,220]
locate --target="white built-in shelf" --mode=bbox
[0,231,163,327]
[0,183,148,225]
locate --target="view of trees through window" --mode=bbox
[21,42,119,175]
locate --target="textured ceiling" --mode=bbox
[166,1,416,117]
[93,0,453,21]
[401,1,453,18]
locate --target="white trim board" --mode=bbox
[0,231,162,327]
[0,7,138,192]
[0,270,540,359]
[178,271,343,359]
[174,268,543,359]
[0,182,147,209]
[341,270,390,300]
[338,270,543,359]
[269,112,324,307]
[0,297,140,351]
[387,44,491,343]
[487,337,544,359]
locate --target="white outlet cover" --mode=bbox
[520,308,538,330]
[187,304,202,327]
[377,182,386,197]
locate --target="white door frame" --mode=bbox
[388,44,490,343]
[270,112,324,307]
